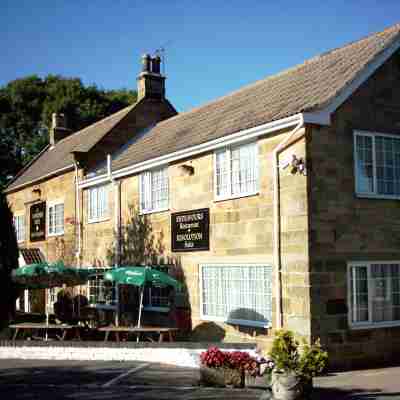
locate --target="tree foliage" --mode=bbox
[0,75,137,190]
[0,192,19,325]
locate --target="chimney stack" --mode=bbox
[49,113,72,146]
[137,53,166,101]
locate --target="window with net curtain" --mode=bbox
[215,141,259,200]
[48,202,64,236]
[349,262,400,327]
[88,184,109,222]
[140,167,169,213]
[200,264,272,328]
[354,131,400,197]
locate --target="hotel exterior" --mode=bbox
[6,25,400,368]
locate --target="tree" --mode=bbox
[0,192,19,326]
[0,75,137,191]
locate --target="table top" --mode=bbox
[9,323,76,329]
[97,325,178,333]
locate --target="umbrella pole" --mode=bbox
[137,286,144,328]
[115,283,119,327]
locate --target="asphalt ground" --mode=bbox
[1,359,400,399]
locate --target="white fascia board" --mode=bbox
[78,113,304,189]
[5,164,75,193]
[323,36,400,114]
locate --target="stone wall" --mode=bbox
[81,128,311,349]
[308,51,400,369]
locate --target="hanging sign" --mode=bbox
[171,208,210,252]
[30,201,46,242]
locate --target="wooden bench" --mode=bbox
[9,322,78,341]
[97,326,178,342]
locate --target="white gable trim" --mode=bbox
[79,113,305,188]
[323,35,400,114]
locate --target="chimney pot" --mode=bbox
[142,54,151,73]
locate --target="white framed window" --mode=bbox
[143,265,171,312]
[348,261,400,329]
[354,130,400,199]
[88,184,109,223]
[13,214,25,243]
[200,264,272,328]
[215,141,259,201]
[87,267,116,308]
[140,167,169,213]
[47,287,60,314]
[48,201,64,236]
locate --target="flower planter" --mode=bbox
[200,366,244,388]
[271,371,310,400]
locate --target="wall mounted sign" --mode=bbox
[171,208,210,252]
[30,201,46,242]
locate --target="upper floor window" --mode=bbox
[348,261,400,329]
[48,202,64,236]
[13,214,25,243]
[354,131,400,198]
[88,184,109,223]
[215,141,259,200]
[140,167,169,213]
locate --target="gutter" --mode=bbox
[272,116,305,330]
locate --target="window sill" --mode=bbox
[201,315,270,329]
[143,306,170,313]
[356,193,400,200]
[87,216,110,224]
[214,191,259,203]
[140,207,169,215]
[47,231,64,237]
[350,321,400,330]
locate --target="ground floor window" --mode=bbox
[348,261,400,328]
[88,268,116,307]
[143,265,171,311]
[200,264,272,328]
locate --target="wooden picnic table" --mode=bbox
[97,326,178,342]
[9,322,79,341]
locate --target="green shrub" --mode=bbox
[269,330,328,379]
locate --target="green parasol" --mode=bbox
[104,266,182,327]
[12,261,93,289]
[12,261,95,330]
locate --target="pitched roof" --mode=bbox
[110,23,400,172]
[6,24,400,191]
[6,103,137,191]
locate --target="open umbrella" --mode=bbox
[12,261,95,330]
[104,266,182,327]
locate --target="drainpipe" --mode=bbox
[108,154,121,325]
[74,162,82,267]
[273,116,305,330]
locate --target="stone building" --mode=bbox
[6,24,400,368]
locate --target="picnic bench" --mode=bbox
[9,322,79,341]
[97,326,178,342]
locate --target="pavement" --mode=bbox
[0,359,400,399]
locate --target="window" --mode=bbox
[200,264,272,328]
[143,266,171,312]
[354,131,400,198]
[47,287,60,313]
[215,141,259,200]
[88,268,116,308]
[13,214,25,243]
[348,262,400,328]
[88,184,109,223]
[140,167,169,213]
[48,202,64,236]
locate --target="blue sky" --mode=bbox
[1,1,400,112]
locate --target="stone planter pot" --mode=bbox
[271,371,312,400]
[200,366,244,388]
